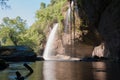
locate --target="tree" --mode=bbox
[0,16,27,46]
[50,0,65,6]
[40,2,46,9]
[0,0,10,9]
[50,0,56,5]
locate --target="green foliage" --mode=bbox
[50,0,65,6]
[40,2,46,9]
[23,22,46,53]
[0,16,43,54]
[36,0,66,32]
[0,16,27,46]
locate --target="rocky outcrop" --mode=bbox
[78,0,120,60]
[92,43,105,57]
[0,46,37,61]
[0,59,9,70]
[92,42,109,57]
[49,32,93,57]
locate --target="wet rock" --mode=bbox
[92,43,105,57]
[0,59,9,70]
[0,46,37,62]
[36,56,44,61]
[80,56,108,62]
[92,42,109,58]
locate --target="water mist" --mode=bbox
[43,23,59,60]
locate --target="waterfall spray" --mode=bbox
[43,23,59,60]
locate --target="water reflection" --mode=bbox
[15,63,33,80]
[0,62,32,80]
[43,61,56,80]
[28,61,43,80]
[92,62,106,80]
[0,61,120,80]
[43,61,94,80]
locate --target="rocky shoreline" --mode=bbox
[0,46,44,62]
[0,59,9,70]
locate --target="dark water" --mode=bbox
[0,61,120,80]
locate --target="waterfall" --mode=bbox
[65,7,71,33]
[43,23,59,60]
[65,0,79,33]
[64,1,74,33]
[43,0,80,61]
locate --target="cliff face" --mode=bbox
[78,0,120,59]
[98,0,120,59]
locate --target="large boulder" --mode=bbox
[0,46,37,62]
[0,59,9,70]
[92,42,109,57]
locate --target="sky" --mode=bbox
[0,0,50,26]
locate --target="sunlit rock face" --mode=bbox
[79,0,120,59]
[92,42,109,57]
[92,43,105,57]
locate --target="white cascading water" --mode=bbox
[43,23,59,60]
[64,1,73,33]
[65,0,79,33]
[65,7,71,33]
